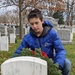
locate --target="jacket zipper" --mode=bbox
[38,38,42,50]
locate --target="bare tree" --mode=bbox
[65,0,75,26]
[0,14,7,23]
[4,0,48,39]
[0,0,31,39]
[0,0,67,38]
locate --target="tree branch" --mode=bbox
[0,4,17,9]
[10,0,19,6]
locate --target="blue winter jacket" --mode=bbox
[14,20,66,68]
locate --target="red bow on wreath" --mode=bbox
[31,50,48,58]
[41,51,48,58]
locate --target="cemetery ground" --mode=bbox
[0,34,75,75]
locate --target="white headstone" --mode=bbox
[0,37,1,50]
[71,33,73,41]
[7,27,16,36]
[1,56,47,75]
[0,26,5,35]
[5,26,8,36]
[25,27,28,35]
[65,26,72,32]
[13,26,16,34]
[72,27,75,33]
[0,32,1,36]
[10,34,16,43]
[1,36,9,51]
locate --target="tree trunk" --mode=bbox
[66,0,70,26]
[70,13,73,26]
[19,0,23,39]
[70,5,73,26]
[66,15,70,26]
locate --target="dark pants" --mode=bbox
[61,59,71,75]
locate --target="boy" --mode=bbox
[13,9,71,75]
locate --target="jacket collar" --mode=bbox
[30,25,52,37]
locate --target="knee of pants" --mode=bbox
[64,58,71,70]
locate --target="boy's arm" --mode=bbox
[12,36,28,57]
[52,30,66,68]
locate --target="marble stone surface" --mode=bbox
[0,34,1,50]
[1,56,47,75]
[0,32,1,36]
[0,26,5,35]
[10,34,16,43]
[0,36,9,51]
[7,27,15,36]
[5,26,8,36]
[57,29,72,41]
[72,27,75,33]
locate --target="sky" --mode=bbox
[0,6,17,15]
[0,0,17,15]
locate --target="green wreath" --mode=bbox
[14,48,62,75]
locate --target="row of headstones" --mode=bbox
[1,56,47,75]
[0,23,75,45]
[0,33,16,51]
[0,25,30,36]
[58,26,75,33]
[0,25,15,36]
[0,27,74,50]
[54,26,75,44]
[0,26,74,45]
[25,25,74,44]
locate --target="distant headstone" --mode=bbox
[23,24,30,35]
[0,36,9,51]
[0,26,5,36]
[72,27,75,33]
[16,27,20,36]
[57,29,73,44]
[27,25,30,33]
[0,32,1,50]
[25,27,28,35]
[5,26,8,36]
[0,39,1,50]
[0,32,1,36]
[10,34,16,43]
[71,33,73,41]
[65,26,72,32]
[7,27,16,36]
[1,56,47,75]
[13,26,16,34]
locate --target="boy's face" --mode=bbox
[29,17,44,33]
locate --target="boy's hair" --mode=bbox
[27,9,43,21]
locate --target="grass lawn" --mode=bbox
[0,34,75,75]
